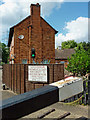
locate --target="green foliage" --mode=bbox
[0,62,5,65]
[64,41,90,76]
[0,42,9,63]
[61,40,77,49]
[66,48,90,76]
[75,42,90,52]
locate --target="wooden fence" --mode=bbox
[2,64,64,94]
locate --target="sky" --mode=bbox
[0,0,89,48]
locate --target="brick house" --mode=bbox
[55,48,75,66]
[8,3,58,64]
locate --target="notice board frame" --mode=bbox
[28,65,49,84]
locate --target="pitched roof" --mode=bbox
[8,16,30,47]
[8,16,58,47]
[41,17,58,34]
[55,49,75,60]
[8,27,14,47]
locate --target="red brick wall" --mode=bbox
[10,4,56,64]
[14,16,30,64]
[41,18,55,63]
[29,4,42,63]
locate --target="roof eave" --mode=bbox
[41,17,58,34]
[55,30,58,34]
[55,58,68,60]
[8,27,14,47]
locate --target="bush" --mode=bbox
[66,49,90,76]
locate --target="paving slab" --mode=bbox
[1,90,17,100]
[51,102,88,118]
[20,102,88,119]
[44,109,80,119]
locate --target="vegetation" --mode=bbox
[61,40,77,49]
[66,41,90,76]
[75,41,90,52]
[0,42,9,64]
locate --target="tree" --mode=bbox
[61,40,77,49]
[66,48,90,76]
[0,43,2,60]
[0,42,9,63]
[75,42,90,52]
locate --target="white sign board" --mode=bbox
[28,66,47,82]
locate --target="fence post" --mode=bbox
[83,80,87,105]
[88,76,90,105]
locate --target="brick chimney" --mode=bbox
[29,3,42,63]
[30,3,40,17]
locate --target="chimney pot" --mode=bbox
[30,3,40,16]
[36,3,39,5]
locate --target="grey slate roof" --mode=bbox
[55,49,75,60]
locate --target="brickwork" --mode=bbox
[9,3,57,64]
[2,64,64,94]
[41,18,55,63]
[30,4,42,63]
[14,16,30,64]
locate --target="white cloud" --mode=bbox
[0,0,64,44]
[0,0,64,25]
[55,17,88,48]
[0,0,88,46]
[41,2,61,17]
[64,0,89,2]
